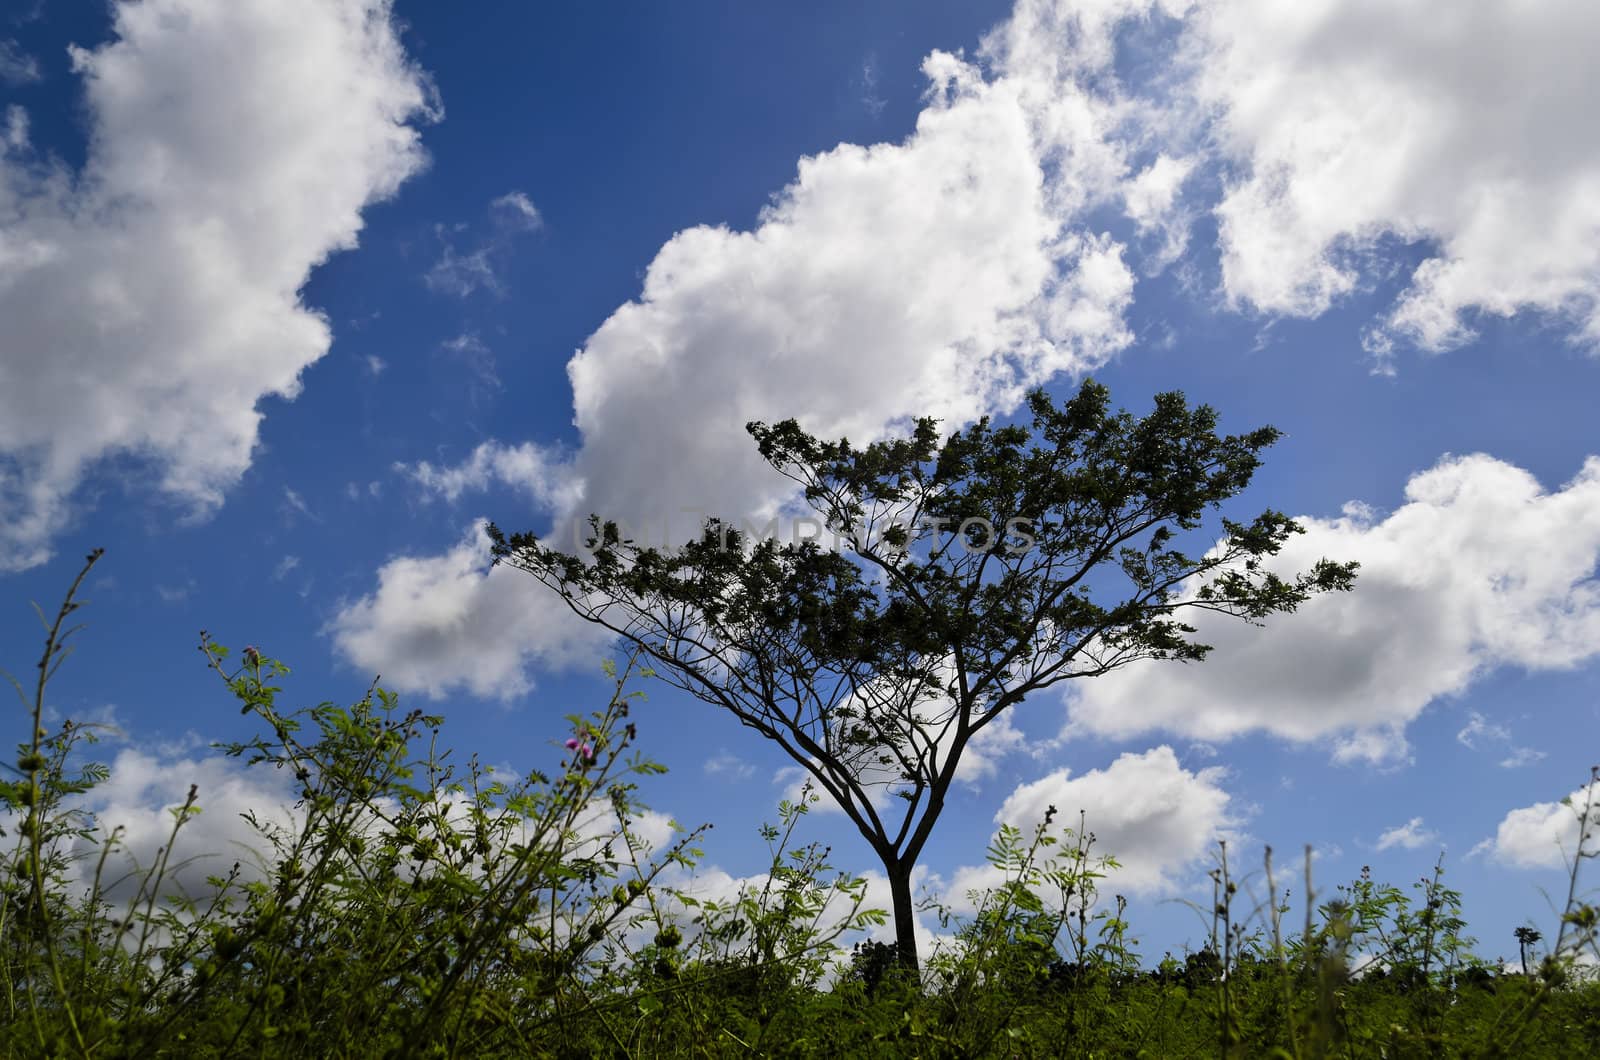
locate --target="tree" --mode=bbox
[1514,925,1542,977]
[488,380,1358,973]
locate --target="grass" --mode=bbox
[2,550,1596,1058]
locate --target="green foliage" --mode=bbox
[2,552,1596,1057]
[3,550,710,1057]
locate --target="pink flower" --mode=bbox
[564,738,581,751]
[580,743,595,762]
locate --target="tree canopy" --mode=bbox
[488,379,1358,971]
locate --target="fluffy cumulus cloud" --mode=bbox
[1067,454,1600,765]
[0,0,435,571]
[327,521,609,699]
[401,440,581,511]
[562,44,1140,532]
[1477,781,1600,870]
[981,745,1236,895]
[0,735,297,906]
[1375,816,1438,853]
[335,0,1175,696]
[73,744,301,904]
[1193,0,1600,355]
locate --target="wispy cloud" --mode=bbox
[439,332,500,405]
[857,53,887,117]
[155,580,195,604]
[425,190,544,298]
[425,241,497,299]
[281,487,320,525]
[0,39,40,84]
[704,751,756,781]
[1456,712,1510,750]
[1456,710,1545,768]
[1499,747,1548,769]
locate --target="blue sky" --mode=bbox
[3,0,1599,965]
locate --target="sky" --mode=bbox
[3,0,1599,967]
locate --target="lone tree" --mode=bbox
[488,380,1357,972]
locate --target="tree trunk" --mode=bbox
[887,860,919,977]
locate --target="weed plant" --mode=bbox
[2,552,1596,1057]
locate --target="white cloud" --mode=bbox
[326,520,609,700]
[1375,816,1437,853]
[363,354,387,377]
[963,710,1030,787]
[0,0,436,571]
[271,555,300,581]
[1067,454,1600,764]
[1193,0,1600,356]
[1480,781,1600,870]
[1122,153,1195,270]
[560,53,1137,533]
[1330,728,1412,770]
[401,440,581,511]
[990,745,1236,895]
